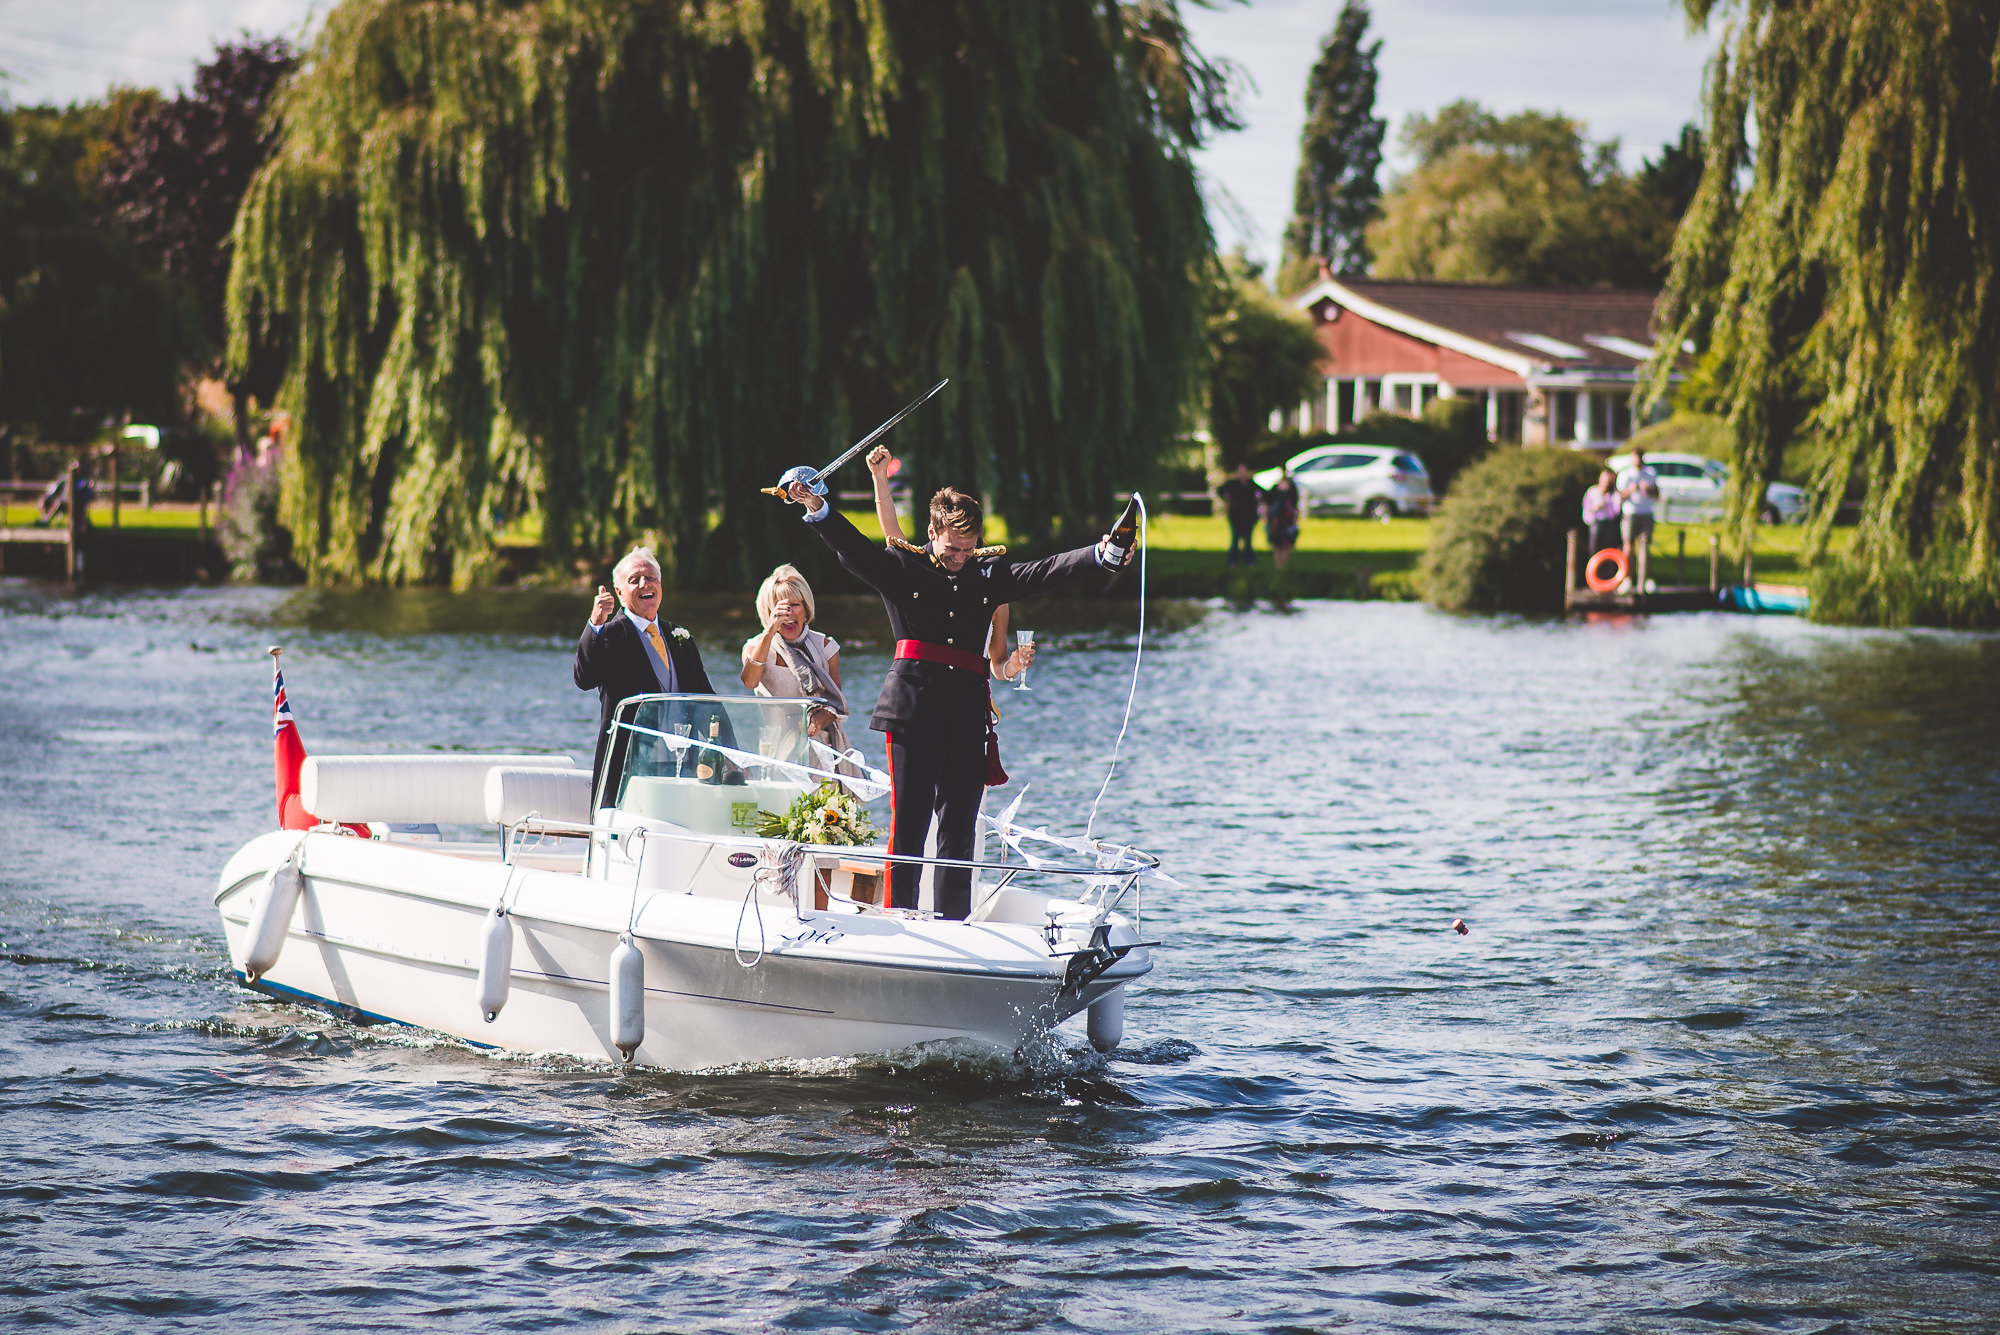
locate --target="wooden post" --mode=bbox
[1677,529,1686,586]
[1565,528,1579,604]
[1709,534,1720,591]
[64,460,83,582]
[1742,543,1754,588]
[1636,532,1650,602]
[109,449,120,528]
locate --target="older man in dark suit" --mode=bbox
[574,546,718,801]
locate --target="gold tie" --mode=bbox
[644,621,670,662]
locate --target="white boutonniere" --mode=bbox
[671,626,691,643]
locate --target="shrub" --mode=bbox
[1418,446,1602,613]
[1809,548,2000,629]
[218,449,302,582]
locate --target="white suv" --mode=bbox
[1255,445,1435,519]
[1606,452,1807,525]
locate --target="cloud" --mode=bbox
[0,0,319,106]
[1185,0,1722,265]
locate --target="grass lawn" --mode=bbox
[4,494,1848,598]
[1647,520,1853,586]
[2,500,208,531]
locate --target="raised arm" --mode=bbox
[867,446,906,543]
[787,484,909,595]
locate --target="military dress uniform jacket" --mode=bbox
[808,508,1101,734]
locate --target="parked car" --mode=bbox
[1254,445,1434,519]
[1605,451,1807,525]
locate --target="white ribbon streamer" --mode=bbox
[614,719,890,800]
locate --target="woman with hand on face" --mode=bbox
[865,445,1036,684]
[741,564,855,766]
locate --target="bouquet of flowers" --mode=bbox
[756,780,879,847]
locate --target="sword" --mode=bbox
[761,378,949,498]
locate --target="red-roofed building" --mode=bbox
[1285,277,1677,447]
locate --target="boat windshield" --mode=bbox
[610,694,829,835]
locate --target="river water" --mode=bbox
[2,582,1996,1333]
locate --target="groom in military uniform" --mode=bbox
[783,473,1133,919]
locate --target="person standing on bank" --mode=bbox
[1263,461,1300,570]
[1582,467,1622,556]
[1217,462,1265,567]
[780,474,1133,920]
[575,546,719,798]
[1616,447,1661,588]
[865,445,1037,683]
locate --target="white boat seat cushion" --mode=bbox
[484,766,594,826]
[301,754,576,825]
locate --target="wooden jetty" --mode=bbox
[1564,528,1719,612]
[1564,528,1808,615]
[1,463,220,582]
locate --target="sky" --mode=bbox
[0,0,1724,268]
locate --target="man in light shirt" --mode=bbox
[1616,447,1661,587]
[574,546,719,794]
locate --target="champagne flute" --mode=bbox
[1014,628,1035,692]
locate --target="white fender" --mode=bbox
[608,933,645,1061]
[1086,989,1125,1053]
[244,854,304,981]
[476,907,513,1022]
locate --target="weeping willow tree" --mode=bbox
[227,0,1232,585]
[1647,1,2000,623]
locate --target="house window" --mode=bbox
[1588,392,1611,442]
[1551,391,1577,442]
[1494,391,1525,443]
[1610,393,1633,441]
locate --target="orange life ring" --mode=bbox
[1584,548,1628,593]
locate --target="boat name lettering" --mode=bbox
[727,852,757,868]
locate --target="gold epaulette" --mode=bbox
[887,535,1007,564]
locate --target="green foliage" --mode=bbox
[228,0,1231,587]
[1204,253,1325,467]
[1418,446,1602,612]
[1809,545,2000,630]
[218,449,303,582]
[1638,123,1705,220]
[1367,100,1679,287]
[1275,1,1383,292]
[1648,1,2000,623]
[0,96,203,451]
[98,39,298,454]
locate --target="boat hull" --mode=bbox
[215,830,1147,1070]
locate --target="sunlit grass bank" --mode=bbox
[2,501,207,531]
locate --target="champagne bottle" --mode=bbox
[696,716,723,784]
[1100,495,1140,588]
[1105,495,1140,554]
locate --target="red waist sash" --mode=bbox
[894,639,989,676]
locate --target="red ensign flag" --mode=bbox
[270,649,315,830]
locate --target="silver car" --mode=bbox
[1605,451,1807,525]
[1255,445,1435,519]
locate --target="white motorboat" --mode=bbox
[213,693,1163,1070]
